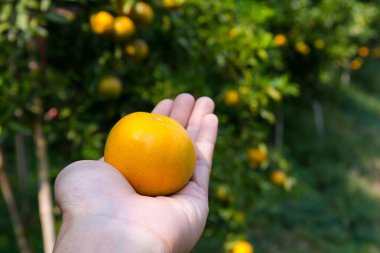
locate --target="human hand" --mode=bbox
[53,94,218,253]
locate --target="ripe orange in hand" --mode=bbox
[104,112,196,196]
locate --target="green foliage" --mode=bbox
[1,0,380,252]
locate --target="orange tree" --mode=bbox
[0,0,379,252]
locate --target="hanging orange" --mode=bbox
[131,2,154,25]
[90,11,114,35]
[97,75,123,99]
[124,39,149,60]
[232,240,254,253]
[113,16,135,39]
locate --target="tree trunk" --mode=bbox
[274,110,284,148]
[34,116,56,253]
[0,146,31,253]
[312,100,325,137]
[15,133,30,215]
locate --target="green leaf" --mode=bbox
[46,12,71,24]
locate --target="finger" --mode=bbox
[187,97,215,141]
[151,99,174,116]
[192,114,218,192]
[169,93,195,127]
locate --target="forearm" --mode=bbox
[53,215,168,253]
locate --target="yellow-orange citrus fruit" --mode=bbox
[90,11,114,35]
[274,34,287,46]
[233,211,246,224]
[113,16,135,39]
[131,2,154,25]
[247,147,268,167]
[163,0,185,10]
[224,90,240,106]
[228,27,239,38]
[351,58,363,70]
[358,47,369,57]
[125,39,149,60]
[371,47,380,58]
[271,170,286,186]
[104,112,196,196]
[314,39,325,49]
[97,76,123,99]
[232,240,254,253]
[215,184,229,201]
[295,41,310,55]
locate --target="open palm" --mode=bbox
[54,94,218,253]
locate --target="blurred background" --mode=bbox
[1,0,380,252]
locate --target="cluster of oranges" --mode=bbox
[247,146,288,187]
[351,46,371,71]
[273,33,380,71]
[273,34,312,55]
[90,1,184,61]
[221,89,289,187]
[90,2,153,61]
[91,1,186,99]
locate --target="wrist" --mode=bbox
[54,214,169,253]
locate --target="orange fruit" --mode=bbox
[228,27,240,38]
[274,34,287,46]
[163,0,185,10]
[131,2,154,25]
[270,170,286,186]
[232,240,254,253]
[104,112,196,196]
[358,47,369,57]
[97,76,123,99]
[247,147,268,167]
[90,11,114,35]
[233,211,246,224]
[371,47,380,58]
[295,41,310,55]
[124,39,149,60]
[215,184,229,201]
[351,58,363,70]
[314,39,325,49]
[113,16,135,39]
[224,90,240,106]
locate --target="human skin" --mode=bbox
[53,93,219,253]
